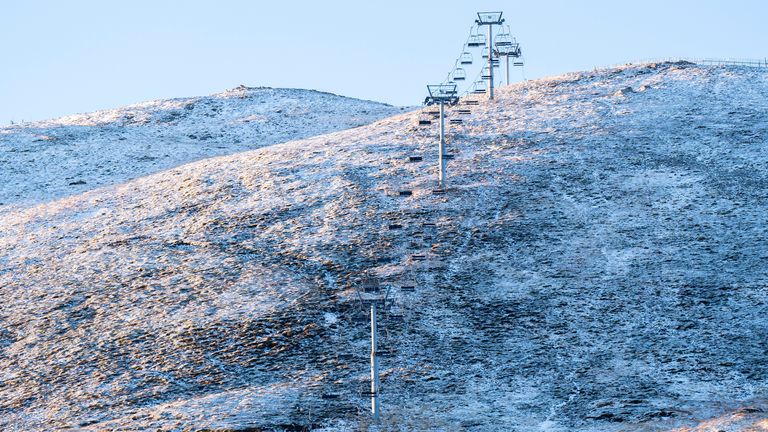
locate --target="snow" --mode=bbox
[0,85,404,211]
[1,62,768,430]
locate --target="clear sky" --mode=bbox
[2,0,767,124]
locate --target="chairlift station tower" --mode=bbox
[424,84,459,191]
[475,12,505,99]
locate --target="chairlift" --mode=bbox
[399,190,413,197]
[408,156,423,162]
[443,153,456,160]
[449,119,463,125]
[418,119,432,126]
[322,393,340,400]
[361,277,381,293]
[411,253,427,261]
[472,82,487,94]
[467,33,487,47]
[401,283,416,292]
[495,33,513,46]
[464,99,480,106]
[481,67,492,79]
[377,348,397,357]
[388,224,403,230]
[513,59,525,67]
[459,51,473,65]
[481,47,490,59]
[457,108,471,115]
[452,68,466,81]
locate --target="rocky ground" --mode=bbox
[0,62,767,431]
[0,86,404,210]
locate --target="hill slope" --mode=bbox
[0,86,403,209]
[1,62,767,431]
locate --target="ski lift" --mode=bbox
[399,190,413,197]
[457,108,471,115]
[322,393,340,400]
[481,67,492,79]
[467,33,486,47]
[459,51,473,65]
[408,230,424,238]
[411,253,427,261]
[452,68,466,81]
[449,118,463,125]
[388,223,403,230]
[408,156,423,162]
[418,119,432,126]
[443,153,456,160]
[495,33,513,46]
[400,283,416,292]
[472,81,487,94]
[464,99,480,106]
[514,59,525,67]
[481,47,490,59]
[377,348,397,357]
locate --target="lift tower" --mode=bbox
[425,84,459,191]
[356,277,389,421]
[475,12,505,99]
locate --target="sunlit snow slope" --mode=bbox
[1,62,767,431]
[0,86,403,209]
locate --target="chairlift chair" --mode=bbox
[481,67,492,79]
[459,51,473,65]
[481,47,490,59]
[464,99,480,106]
[472,81,487,94]
[449,118,463,125]
[457,108,471,115]
[467,33,486,47]
[408,156,423,162]
[411,253,427,261]
[452,68,466,81]
[495,33,513,46]
[513,59,525,67]
[398,190,413,197]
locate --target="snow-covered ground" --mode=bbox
[0,86,404,210]
[1,62,767,431]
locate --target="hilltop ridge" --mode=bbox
[1,62,768,431]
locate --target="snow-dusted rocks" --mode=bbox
[1,62,767,430]
[0,86,403,211]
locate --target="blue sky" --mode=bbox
[2,0,767,124]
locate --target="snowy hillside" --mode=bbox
[0,86,403,210]
[1,62,768,431]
